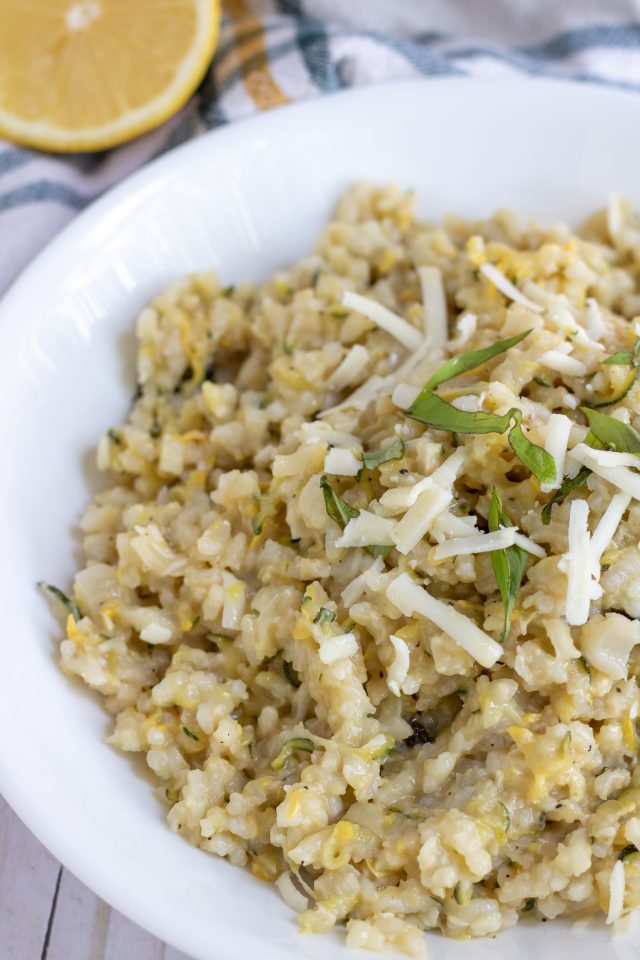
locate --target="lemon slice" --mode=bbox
[0,0,220,152]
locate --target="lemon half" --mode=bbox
[0,0,220,152]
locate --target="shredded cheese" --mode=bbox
[418,265,447,345]
[479,263,543,313]
[323,447,361,477]
[319,374,392,418]
[341,556,385,607]
[431,511,480,541]
[431,527,516,561]
[589,491,631,566]
[606,859,625,925]
[319,632,359,665]
[513,533,546,559]
[298,422,360,447]
[328,344,370,390]
[560,500,592,626]
[569,444,640,500]
[392,383,420,409]
[387,634,410,696]
[386,573,502,668]
[585,297,607,342]
[449,312,477,350]
[380,448,465,516]
[392,485,451,555]
[538,350,587,376]
[342,291,422,351]
[336,510,396,549]
[542,412,573,492]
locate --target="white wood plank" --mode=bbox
[103,910,169,960]
[46,868,111,960]
[0,794,61,960]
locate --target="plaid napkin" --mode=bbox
[2,0,640,295]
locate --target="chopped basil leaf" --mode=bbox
[541,466,592,525]
[251,514,263,535]
[408,397,555,483]
[283,660,301,688]
[408,391,514,434]
[107,428,122,445]
[313,607,336,626]
[507,413,557,485]
[365,544,392,560]
[38,581,82,622]
[182,726,200,741]
[149,420,161,438]
[521,898,536,913]
[581,406,640,455]
[271,737,314,770]
[417,329,532,394]
[533,376,552,387]
[603,337,640,366]
[362,438,405,470]
[320,475,359,528]
[578,655,591,681]
[488,490,528,641]
[388,805,428,822]
[311,267,322,288]
[221,284,235,297]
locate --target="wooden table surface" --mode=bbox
[0,793,190,960]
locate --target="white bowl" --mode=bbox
[1,77,640,960]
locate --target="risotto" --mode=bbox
[42,185,640,957]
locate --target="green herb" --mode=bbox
[603,338,640,366]
[165,786,180,802]
[311,267,322,288]
[507,413,557,484]
[533,376,552,387]
[365,544,392,560]
[538,812,547,830]
[618,843,640,861]
[320,475,359,528]
[283,660,301,688]
[313,607,336,626]
[182,726,200,741]
[522,898,536,913]
[362,438,405,470]
[133,383,143,401]
[147,643,155,656]
[388,805,427,822]
[38,582,82,622]
[149,421,161,439]
[271,737,314,770]
[578,655,591,681]
[541,466,592,525]
[415,329,532,395]
[581,406,640,455]
[221,284,235,297]
[488,489,528,641]
[283,341,295,356]
[407,395,555,484]
[251,514,263,535]
[107,428,122,445]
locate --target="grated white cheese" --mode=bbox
[298,421,361,447]
[448,312,477,350]
[222,571,247,630]
[548,300,605,352]
[319,632,359,665]
[589,491,631,566]
[341,556,385,607]
[585,297,607,342]
[431,527,516,561]
[327,343,370,391]
[431,511,480,541]
[392,484,452,554]
[323,447,361,477]
[573,446,640,469]
[380,448,466,515]
[542,412,573,492]
[513,532,546,559]
[606,859,625,925]
[418,265,447,345]
[342,291,422,351]
[319,374,392,418]
[392,382,420,409]
[569,444,640,500]
[386,573,502,668]
[451,394,484,412]
[387,634,410,696]
[560,500,592,626]
[479,263,543,313]
[336,510,396,549]
[139,622,173,645]
[538,350,587,376]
